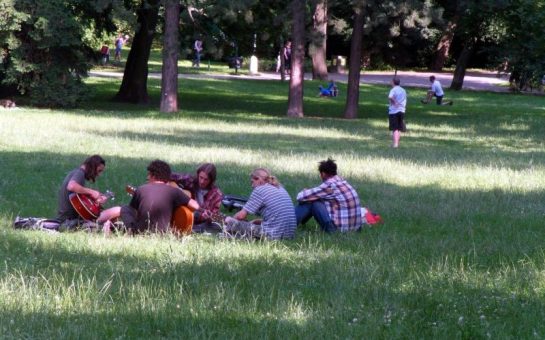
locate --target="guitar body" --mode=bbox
[69,193,101,220]
[168,182,194,235]
[171,206,194,235]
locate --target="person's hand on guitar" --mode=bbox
[96,193,109,205]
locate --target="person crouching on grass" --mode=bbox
[421,75,453,106]
[223,168,296,240]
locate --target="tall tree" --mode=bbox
[343,2,365,119]
[448,0,509,90]
[114,0,160,104]
[309,0,328,80]
[494,0,545,91]
[430,16,458,71]
[0,0,122,107]
[450,37,475,90]
[286,0,305,118]
[430,0,459,71]
[160,0,180,112]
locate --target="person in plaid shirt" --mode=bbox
[171,163,223,233]
[295,158,362,232]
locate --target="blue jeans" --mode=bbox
[295,201,337,233]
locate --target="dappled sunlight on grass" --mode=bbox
[2,75,545,337]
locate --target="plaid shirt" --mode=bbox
[296,175,362,232]
[197,185,223,222]
[171,172,223,223]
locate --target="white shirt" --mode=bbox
[388,86,407,114]
[431,80,444,96]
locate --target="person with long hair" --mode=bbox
[171,163,224,233]
[223,168,296,240]
[56,154,107,224]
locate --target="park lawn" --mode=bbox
[0,76,545,338]
[93,48,258,75]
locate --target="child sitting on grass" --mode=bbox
[318,81,338,97]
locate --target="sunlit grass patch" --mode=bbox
[1,76,545,337]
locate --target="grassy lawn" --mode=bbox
[1,76,545,338]
[93,48,258,75]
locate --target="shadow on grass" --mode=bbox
[1,214,545,338]
[1,148,545,336]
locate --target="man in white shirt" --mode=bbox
[421,75,453,105]
[388,77,407,148]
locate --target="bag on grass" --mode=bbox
[13,217,61,232]
[361,207,383,226]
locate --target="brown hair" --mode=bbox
[147,159,172,182]
[251,168,281,188]
[196,163,217,189]
[82,155,105,182]
[318,158,337,176]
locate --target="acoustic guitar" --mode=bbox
[126,184,194,236]
[69,190,114,221]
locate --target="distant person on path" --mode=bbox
[388,77,407,148]
[192,38,203,67]
[171,163,223,233]
[421,75,453,105]
[223,168,296,240]
[100,45,110,64]
[283,40,292,76]
[295,158,362,233]
[114,33,129,62]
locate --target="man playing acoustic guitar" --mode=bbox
[171,163,223,233]
[98,159,199,235]
[56,154,108,227]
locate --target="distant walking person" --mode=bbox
[193,38,203,67]
[421,75,453,105]
[282,40,292,76]
[388,77,407,148]
[114,33,129,62]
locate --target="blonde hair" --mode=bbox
[251,168,281,188]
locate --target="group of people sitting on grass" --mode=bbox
[52,155,365,240]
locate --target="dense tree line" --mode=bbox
[1,0,544,113]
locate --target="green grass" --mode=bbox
[93,48,255,75]
[1,76,545,338]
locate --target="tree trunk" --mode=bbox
[160,0,180,113]
[114,0,160,104]
[430,15,458,71]
[310,0,328,80]
[450,40,474,90]
[286,0,305,118]
[343,5,364,119]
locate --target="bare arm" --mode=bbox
[187,198,200,211]
[66,180,103,201]
[234,209,248,221]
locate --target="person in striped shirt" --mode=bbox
[224,168,296,240]
[295,158,362,233]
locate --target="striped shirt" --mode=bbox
[296,175,362,232]
[244,184,296,239]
